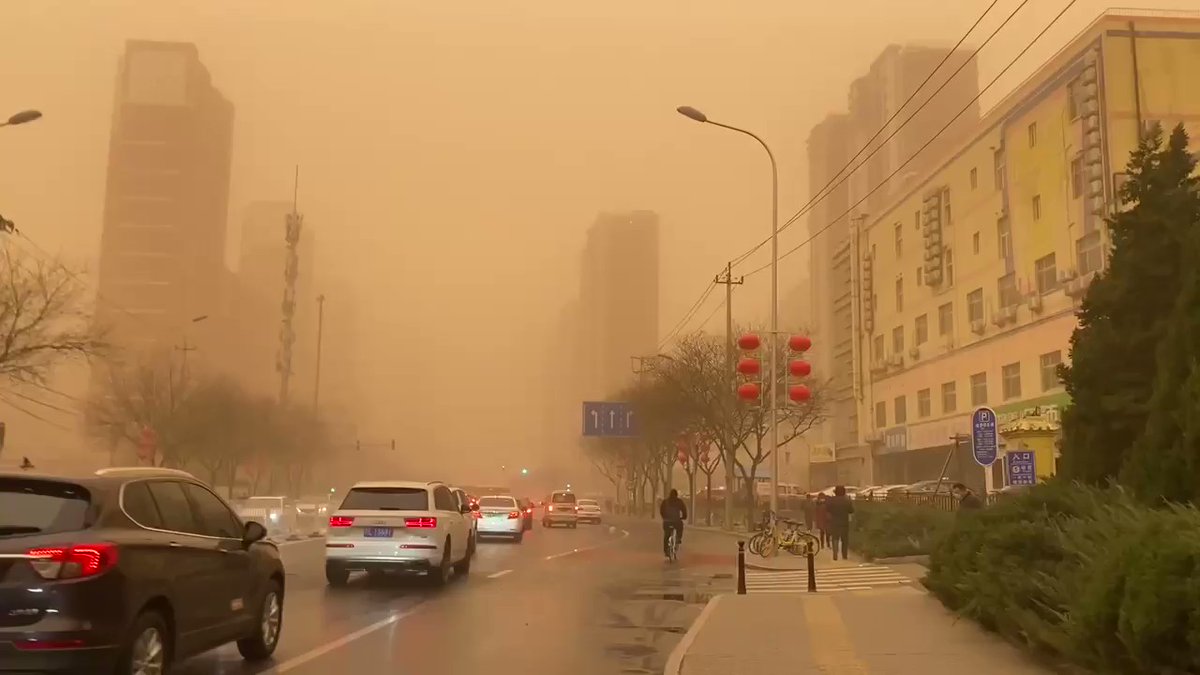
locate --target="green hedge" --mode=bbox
[925,482,1200,673]
[850,500,954,560]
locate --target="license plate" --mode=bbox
[487,513,505,518]
[364,527,393,538]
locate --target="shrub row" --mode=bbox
[924,482,1200,674]
[850,500,954,560]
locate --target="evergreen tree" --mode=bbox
[1058,124,1200,486]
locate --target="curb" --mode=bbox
[871,554,930,565]
[663,593,724,675]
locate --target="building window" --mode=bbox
[1077,231,1103,274]
[915,314,928,345]
[875,401,886,428]
[970,167,978,190]
[1032,194,1042,221]
[914,210,921,232]
[894,396,907,425]
[873,334,884,361]
[1035,253,1058,293]
[967,288,984,324]
[945,248,955,286]
[997,217,1013,261]
[917,388,932,418]
[1071,155,1084,198]
[970,372,988,406]
[1040,351,1063,391]
[1002,362,1022,400]
[941,381,957,414]
[942,188,953,225]
[894,222,903,256]
[895,276,904,312]
[993,148,1006,190]
[1028,122,1038,147]
[998,272,1019,308]
[973,231,981,254]
[938,302,953,336]
[916,266,923,287]
[892,325,904,355]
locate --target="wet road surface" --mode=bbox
[175,518,740,675]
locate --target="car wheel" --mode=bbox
[237,579,283,661]
[115,609,170,675]
[325,563,350,587]
[429,538,452,587]
[542,520,551,528]
[513,531,524,544]
[453,540,473,576]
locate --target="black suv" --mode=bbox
[0,467,285,673]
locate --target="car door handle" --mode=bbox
[168,541,184,548]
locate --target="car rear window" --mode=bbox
[0,478,93,537]
[340,487,429,511]
[551,492,576,504]
[479,497,516,508]
[579,499,598,506]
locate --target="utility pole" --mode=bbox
[715,261,744,529]
[313,294,326,413]
[277,166,302,406]
[175,338,198,378]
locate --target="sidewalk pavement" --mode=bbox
[665,587,1050,674]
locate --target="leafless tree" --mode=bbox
[0,246,106,385]
[87,353,193,467]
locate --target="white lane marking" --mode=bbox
[267,606,420,673]
[488,569,513,579]
[543,528,629,561]
[663,594,724,675]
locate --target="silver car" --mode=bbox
[475,495,524,542]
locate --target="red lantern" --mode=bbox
[677,450,689,465]
[737,382,761,401]
[737,333,761,350]
[788,384,812,402]
[788,335,812,352]
[788,359,812,378]
[736,357,761,376]
[136,426,158,463]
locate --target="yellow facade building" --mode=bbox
[853,10,1200,492]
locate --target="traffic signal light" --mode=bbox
[736,333,763,403]
[787,334,812,403]
[521,468,529,475]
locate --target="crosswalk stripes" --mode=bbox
[745,563,913,592]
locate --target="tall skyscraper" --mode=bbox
[94,40,234,357]
[807,45,979,484]
[578,211,660,400]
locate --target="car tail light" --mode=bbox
[26,544,118,580]
[404,517,437,528]
[329,516,355,528]
[525,508,532,514]
[471,511,482,519]
[507,511,520,519]
[548,505,554,512]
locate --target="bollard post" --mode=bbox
[736,541,747,595]
[806,549,817,593]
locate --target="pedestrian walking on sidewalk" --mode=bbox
[952,483,983,511]
[826,485,854,561]
[814,494,830,548]
[802,494,815,531]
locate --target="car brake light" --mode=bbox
[471,511,481,519]
[26,544,118,580]
[548,505,554,512]
[329,516,355,528]
[404,517,437,528]
[507,511,520,519]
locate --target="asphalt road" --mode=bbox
[174,517,740,675]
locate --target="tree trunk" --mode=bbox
[722,440,735,530]
[687,468,697,525]
[704,471,713,526]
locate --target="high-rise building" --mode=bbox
[855,11,1200,492]
[807,45,980,487]
[578,211,660,400]
[94,40,234,357]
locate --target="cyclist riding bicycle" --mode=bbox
[660,489,688,559]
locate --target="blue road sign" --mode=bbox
[971,406,999,467]
[1006,450,1037,486]
[581,401,637,437]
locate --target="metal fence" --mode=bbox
[856,491,1002,512]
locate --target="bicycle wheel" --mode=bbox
[747,531,770,556]
[668,532,678,561]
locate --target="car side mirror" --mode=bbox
[243,520,267,546]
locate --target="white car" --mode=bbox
[577,498,602,524]
[325,480,474,586]
[475,495,525,542]
[542,489,578,528]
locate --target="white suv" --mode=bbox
[325,480,474,586]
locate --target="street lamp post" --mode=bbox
[677,105,783,516]
[0,110,42,128]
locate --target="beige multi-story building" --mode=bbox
[807,44,980,488]
[854,10,1200,492]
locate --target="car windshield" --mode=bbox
[0,478,92,537]
[340,487,428,511]
[479,496,516,508]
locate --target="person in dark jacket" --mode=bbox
[952,483,983,510]
[814,494,830,547]
[825,486,855,560]
[660,489,688,558]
